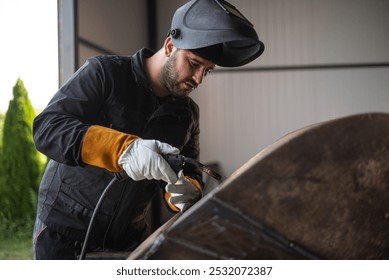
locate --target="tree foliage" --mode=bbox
[0,113,4,150]
[0,79,45,229]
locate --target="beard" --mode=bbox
[160,50,192,98]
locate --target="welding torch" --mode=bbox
[115,154,222,182]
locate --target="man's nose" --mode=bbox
[192,70,205,85]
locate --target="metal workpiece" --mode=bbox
[128,113,389,260]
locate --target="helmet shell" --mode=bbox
[170,0,265,67]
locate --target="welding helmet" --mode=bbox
[169,0,264,67]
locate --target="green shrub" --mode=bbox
[0,79,46,231]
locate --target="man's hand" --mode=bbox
[165,171,202,211]
[119,139,180,183]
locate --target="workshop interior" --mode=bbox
[58,0,389,259]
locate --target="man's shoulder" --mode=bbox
[90,54,132,66]
[82,55,135,76]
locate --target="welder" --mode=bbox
[32,0,264,259]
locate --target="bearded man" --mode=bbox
[32,0,264,259]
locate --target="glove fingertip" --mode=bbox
[177,170,184,178]
[165,183,173,192]
[158,142,180,155]
[181,203,190,212]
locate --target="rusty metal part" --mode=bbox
[128,113,389,260]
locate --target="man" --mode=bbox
[32,0,264,259]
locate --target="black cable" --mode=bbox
[101,181,127,251]
[79,176,118,260]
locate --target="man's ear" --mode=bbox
[164,36,175,57]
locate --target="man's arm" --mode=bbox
[33,58,107,166]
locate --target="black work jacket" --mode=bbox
[33,48,203,249]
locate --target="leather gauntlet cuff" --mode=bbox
[81,125,139,172]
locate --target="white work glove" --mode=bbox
[119,139,180,183]
[165,171,202,212]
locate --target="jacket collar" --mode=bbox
[131,48,155,94]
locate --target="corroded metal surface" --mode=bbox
[128,113,389,260]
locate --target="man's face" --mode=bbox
[161,49,215,98]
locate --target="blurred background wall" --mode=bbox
[59,0,389,178]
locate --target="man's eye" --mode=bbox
[204,68,214,76]
[190,60,199,67]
